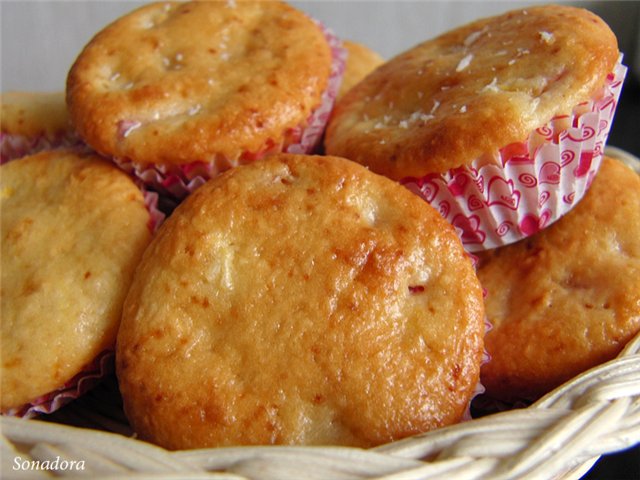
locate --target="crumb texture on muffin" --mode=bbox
[67,1,333,166]
[1,150,152,410]
[326,5,619,179]
[338,40,384,99]
[1,91,72,137]
[477,157,640,401]
[117,153,485,449]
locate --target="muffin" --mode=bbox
[66,0,345,198]
[1,91,82,163]
[338,40,384,99]
[325,5,626,251]
[117,153,485,449]
[477,156,640,402]
[1,150,153,416]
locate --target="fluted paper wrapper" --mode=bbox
[402,56,627,252]
[0,131,85,164]
[2,351,114,419]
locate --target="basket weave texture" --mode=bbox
[2,148,639,480]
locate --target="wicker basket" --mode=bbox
[2,148,639,480]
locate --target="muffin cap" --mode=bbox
[1,150,152,410]
[116,153,485,449]
[477,157,640,402]
[325,5,619,180]
[67,1,333,167]
[1,91,72,138]
[337,40,384,99]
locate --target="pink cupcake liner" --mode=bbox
[0,131,86,165]
[401,55,627,252]
[2,350,114,419]
[114,21,347,200]
[142,187,166,233]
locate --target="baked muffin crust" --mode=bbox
[1,91,72,138]
[1,150,152,410]
[338,40,384,99]
[477,157,640,401]
[325,5,619,179]
[117,153,485,449]
[67,1,333,166]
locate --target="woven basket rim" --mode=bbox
[2,328,638,479]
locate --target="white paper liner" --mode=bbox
[114,21,347,199]
[2,351,115,419]
[401,56,627,252]
[0,131,86,164]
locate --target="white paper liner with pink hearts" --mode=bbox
[402,56,627,252]
[2,350,114,419]
[114,21,347,200]
[0,131,86,165]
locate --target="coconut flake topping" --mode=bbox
[456,54,474,72]
[539,31,555,44]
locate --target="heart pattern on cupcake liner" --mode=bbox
[402,56,627,252]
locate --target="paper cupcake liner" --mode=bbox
[114,21,347,200]
[0,131,86,165]
[142,187,166,233]
[401,56,627,252]
[2,350,115,419]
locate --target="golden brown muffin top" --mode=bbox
[338,40,384,99]
[325,5,619,180]
[67,1,332,166]
[1,150,152,410]
[117,153,485,449]
[1,91,73,137]
[477,157,640,402]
